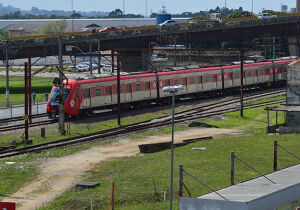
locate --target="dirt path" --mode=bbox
[2,128,242,210]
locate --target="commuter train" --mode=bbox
[47,58,296,117]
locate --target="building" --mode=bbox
[282,5,288,13]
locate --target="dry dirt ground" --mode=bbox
[2,128,243,210]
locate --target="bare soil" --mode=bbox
[2,128,242,210]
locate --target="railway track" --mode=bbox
[0,113,48,124]
[0,88,285,133]
[0,90,285,159]
[0,120,56,133]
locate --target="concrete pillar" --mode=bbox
[288,36,300,56]
[119,50,149,72]
[297,0,300,13]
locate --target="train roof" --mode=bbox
[70,58,296,84]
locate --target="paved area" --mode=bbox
[180,164,300,210]
[0,104,47,120]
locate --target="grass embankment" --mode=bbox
[0,76,53,107]
[42,101,300,209]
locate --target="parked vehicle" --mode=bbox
[102,64,112,72]
[99,27,118,33]
[151,53,168,62]
[47,57,295,118]
[158,20,179,28]
[258,13,277,19]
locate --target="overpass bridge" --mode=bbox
[1,15,300,61]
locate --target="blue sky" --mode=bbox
[0,0,296,15]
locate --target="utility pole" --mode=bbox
[58,36,66,135]
[117,54,121,126]
[89,41,93,75]
[173,37,177,67]
[28,57,32,123]
[97,40,101,74]
[240,48,244,117]
[5,42,9,108]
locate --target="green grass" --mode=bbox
[0,76,53,107]
[0,96,293,209]
[43,134,300,210]
[41,103,300,210]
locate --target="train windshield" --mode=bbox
[49,87,71,105]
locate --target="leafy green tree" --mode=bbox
[0,30,9,39]
[262,10,287,15]
[109,9,123,17]
[40,20,67,34]
[226,11,254,19]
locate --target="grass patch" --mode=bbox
[0,76,53,107]
[42,102,300,210]
[43,133,300,210]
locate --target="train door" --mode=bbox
[253,69,258,83]
[105,86,112,104]
[126,83,132,101]
[197,76,203,90]
[144,81,151,98]
[182,78,188,92]
[228,72,233,86]
[83,88,91,107]
[212,74,217,89]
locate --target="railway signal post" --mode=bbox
[58,36,66,135]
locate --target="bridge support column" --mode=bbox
[119,49,149,72]
[288,36,300,56]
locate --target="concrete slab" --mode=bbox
[180,164,300,210]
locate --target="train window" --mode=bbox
[190,77,195,84]
[136,83,141,91]
[260,69,264,75]
[198,76,202,84]
[265,69,270,75]
[247,70,251,77]
[174,78,179,85]
[95,88,101,97]
[76,91,79,98]
[235,71,239,78]
[165,79,171,86]
[205,75,210,83]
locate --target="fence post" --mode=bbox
[274,141,278,172]
[37,98,39,114]
[179,164,183,198]
[109,182,115,210]
[10,102,12,118]
[231,152,235,185]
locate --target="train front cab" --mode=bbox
[47,85,72,119]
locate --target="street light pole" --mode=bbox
[163,85,184,210]
[123,0,125,28]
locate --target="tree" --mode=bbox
[226,11,254,19]
[71,12,81,18]
[109,9,123,17]
[40,20,67,34]
[0,30,9,38]
[262,10,287,15]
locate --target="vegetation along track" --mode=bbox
[0,89,285,159]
